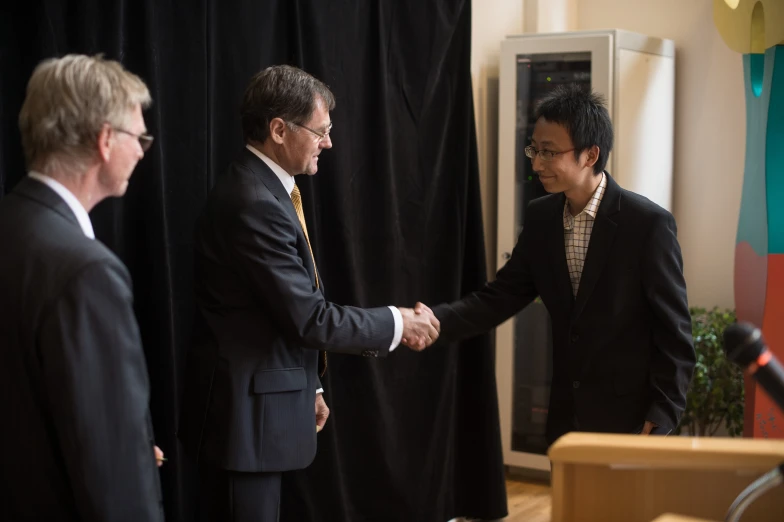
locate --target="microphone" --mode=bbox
[723,322,784,413]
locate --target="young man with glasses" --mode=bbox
[420,83,695,445]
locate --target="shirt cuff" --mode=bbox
[388,306,403,352]
[316,388,323,394]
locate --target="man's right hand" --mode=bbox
[400,304,440,351]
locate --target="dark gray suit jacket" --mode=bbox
[178,148,396,473]
[0,177,164,521]
[434,173,695,444]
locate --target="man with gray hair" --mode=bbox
[178,64,441,521]
[0,54,164,521]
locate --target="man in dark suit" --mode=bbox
[177,65,440,522]
[0,55,164,521]
[419,84,695,445]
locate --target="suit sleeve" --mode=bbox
[641,213,696,430]
[433,222,538,342]
[39,261,163,522]
[229,197,395,355]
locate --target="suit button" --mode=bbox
[573,381,580,389]
[571,333,579,342]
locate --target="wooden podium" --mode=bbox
[650,516,716,522]
[548,433,784,522]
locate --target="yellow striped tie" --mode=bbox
[290,184,319,288]
[290,184,327,376]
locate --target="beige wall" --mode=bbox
[471,0,745,309]
[471,0,524,279]
[577,0,745,309]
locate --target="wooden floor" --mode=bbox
[504,476,551,522]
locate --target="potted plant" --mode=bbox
[674,307,744,437]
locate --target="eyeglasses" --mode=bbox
[524,145,574,161]
[114,128,155,152]
[291,121,332,141]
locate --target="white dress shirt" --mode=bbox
[28,171,95,239]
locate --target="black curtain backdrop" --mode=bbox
[0,1,507,521]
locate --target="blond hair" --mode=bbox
[18,54,152,177]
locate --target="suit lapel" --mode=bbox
[570,173,622,321]
[239,149,302,229]
[238,149,321,290]
[547,194,574,315]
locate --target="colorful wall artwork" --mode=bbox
[714,0,784,438]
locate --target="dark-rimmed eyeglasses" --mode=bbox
[114,128,155,152]
[524,145,574,161]
[291,121,332,141]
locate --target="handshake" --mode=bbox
[400,302,440,351]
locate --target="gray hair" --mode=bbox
[18,54,152,176]
[240,65,335,143]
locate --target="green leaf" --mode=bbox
[679,307,744,436]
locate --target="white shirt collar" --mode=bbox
[28,171,95,239]
[246,144,296,196]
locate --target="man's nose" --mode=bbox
[531,154,544,172]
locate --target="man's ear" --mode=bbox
[584,145,600,169]
[97,123,113,162]
[269,118,287,145]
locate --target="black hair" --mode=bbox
[534,84,613,174]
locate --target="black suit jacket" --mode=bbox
[434,174,694,444]
[178,148,396,473]
[0,178,164,522]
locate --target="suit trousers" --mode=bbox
[199,463,281,522]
